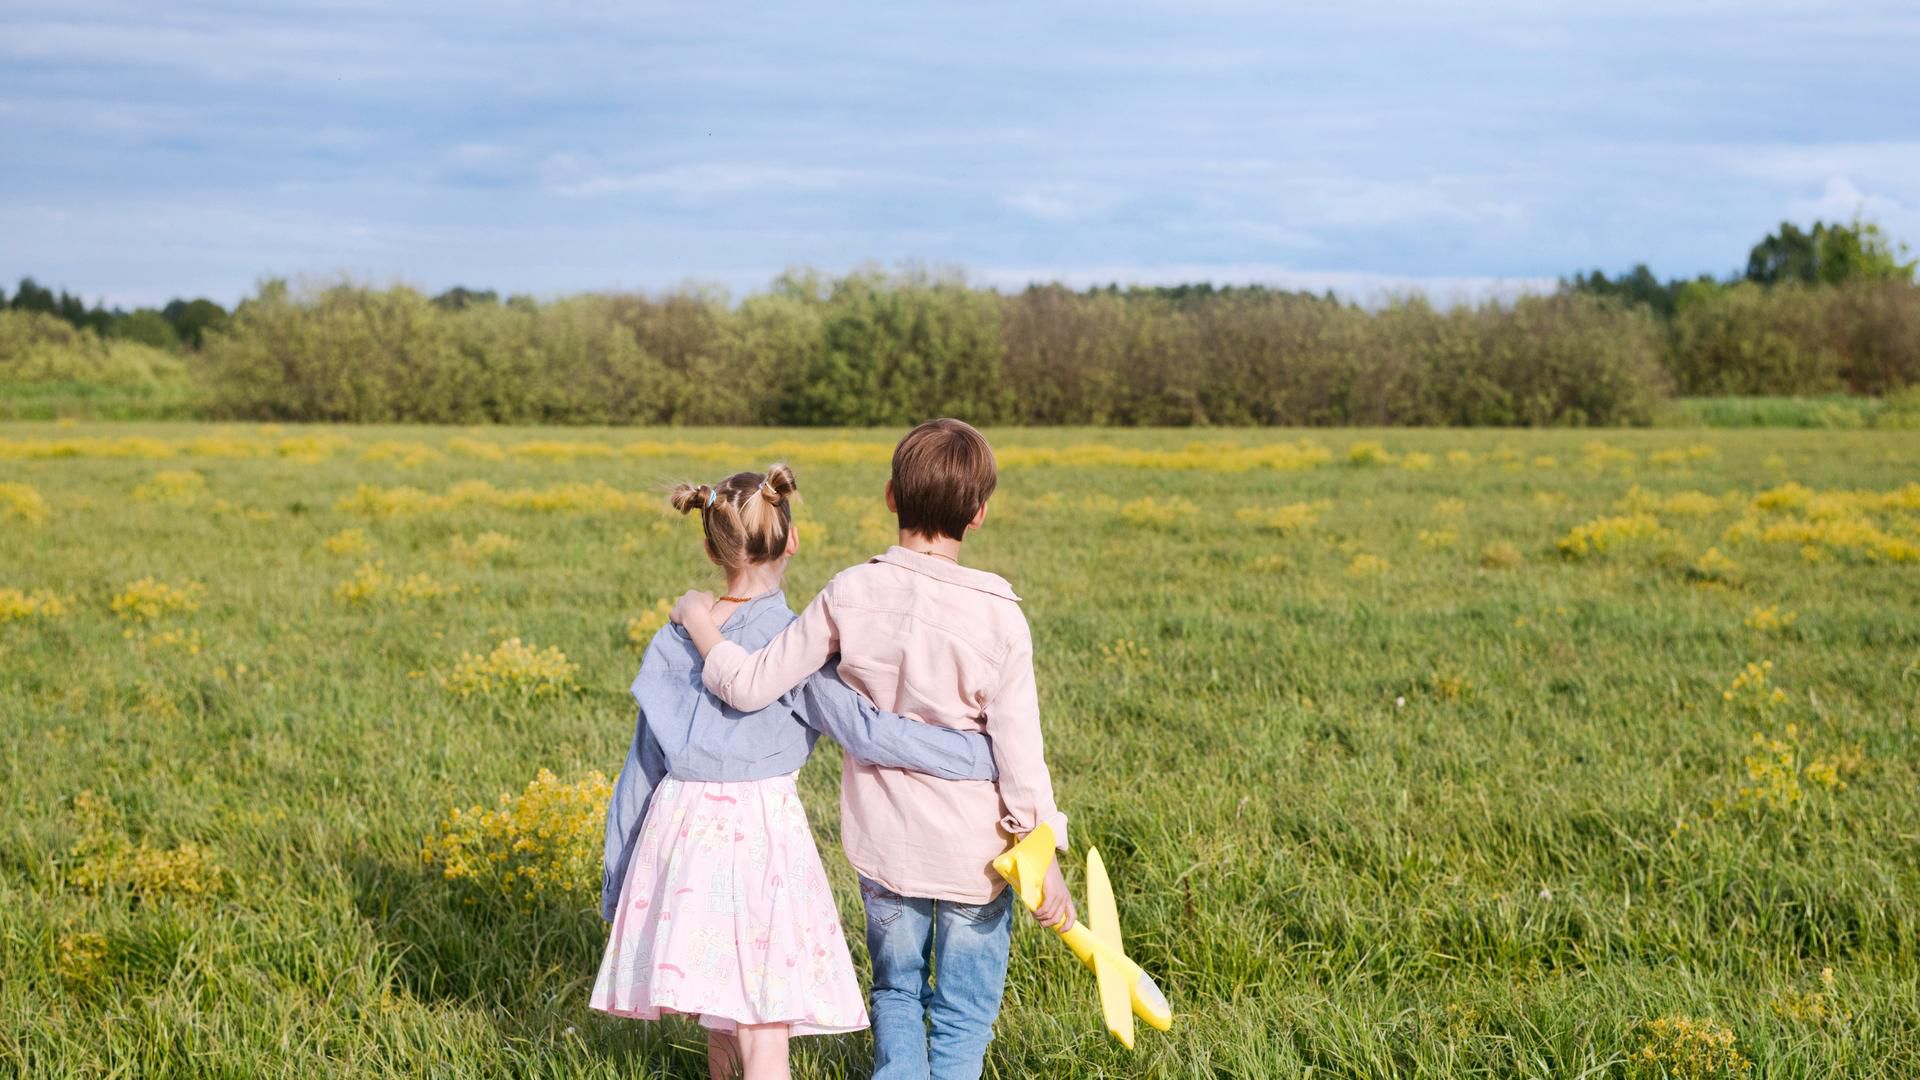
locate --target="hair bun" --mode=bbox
[762,462,797,505]
[669,482,713,515]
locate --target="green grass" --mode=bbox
[8,375,1920,432]
[0,379,208,422]
[3,423,1918,1078]
[1655,396,1886,430]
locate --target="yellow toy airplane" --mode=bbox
[993,823,1173,1049]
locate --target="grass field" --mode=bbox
[3,422,1918,1079]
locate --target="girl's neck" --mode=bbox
[723,562,785,600]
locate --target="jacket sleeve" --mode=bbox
[600,709,668,922]
[702,582,839,711]
[985,618,1069,851]
[797,660,998,781]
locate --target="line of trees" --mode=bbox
[178,276,1669,426]
[4,219,1916,426]
[2,280,232,351]
[1562,218,1918,395]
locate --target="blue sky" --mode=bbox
[4,0,1917,308]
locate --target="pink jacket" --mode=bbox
[702,546,1068,903]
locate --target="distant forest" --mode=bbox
[3,219,1916,427]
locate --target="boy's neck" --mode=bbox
[898,530,963,564]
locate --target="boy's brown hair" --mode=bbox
[891,418,997,542]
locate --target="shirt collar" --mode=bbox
[658,588,787,642]
[870,545,1021,602]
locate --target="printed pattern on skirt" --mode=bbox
[591,774,869,1036]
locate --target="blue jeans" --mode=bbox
[860,876,1013,1080]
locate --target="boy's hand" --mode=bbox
[1032,859,1077,931]
[669,590,714,626]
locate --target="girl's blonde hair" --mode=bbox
[668,463,797,570]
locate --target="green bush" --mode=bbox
[999,289,1666,426]
[174,272,1920,427]
[1832,279,1920,395]
[785,273,1008,425]
[1667,282,1843,396]
[107,309,180,351]
[1877,385,1920,429]
[0,310,184,385]
[1665,280,1920,396]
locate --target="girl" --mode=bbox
[592,463,997,1080]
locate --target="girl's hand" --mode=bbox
[669,590,714,626]
[1032,859,1077,931]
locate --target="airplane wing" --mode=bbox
[1085,847,1135,1049]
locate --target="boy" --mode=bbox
[671,418,1073,1080]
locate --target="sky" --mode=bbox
[3,0,1918,309]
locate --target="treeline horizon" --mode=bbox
[3,219,1916,427]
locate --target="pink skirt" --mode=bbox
[590,775,869,1036]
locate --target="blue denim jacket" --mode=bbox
[601,590,998,920]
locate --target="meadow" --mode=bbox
[2,421,1917,1079]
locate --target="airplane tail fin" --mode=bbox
[1086,848,1135,1048]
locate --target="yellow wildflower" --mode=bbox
[1556,513,1667,558]
[360,440,442,468]
[1345,441,1393,467]
[336,561,455,605]
[323,528,374,557]
[1236,501,1328,534]
[132,470,206,505]
[334,561,391,605]
[67,790,225,898]
[275,434,348,462]
[450,531,519,565]
[627,599,673,653]
[0,481,50,523]
[447,436,507,461]
[1630,1016,1750,1079]
[110,578,203,621]
[1346,553,1388,577]
[1744,606,1798,634]
[444,638,579,699]
[0,587,69,621]
[1690,547,1739,584]
[1098,639,1151,674]
[420,769,611,903]
[1479,541,1523,569]
[57,930,109,985]
[394,572,459,604]
[1118,496,1197,528]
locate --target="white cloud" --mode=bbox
[1790,175,1907,224]
[1718,141,1920,186]
[444,142,518,168]
[999,183,1128,223]
[1282,176,1530,231]
[550,164,884,199]
[1698,141,1920,243]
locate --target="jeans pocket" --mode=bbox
[949,887,1012,925]
[861,877,905,929]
